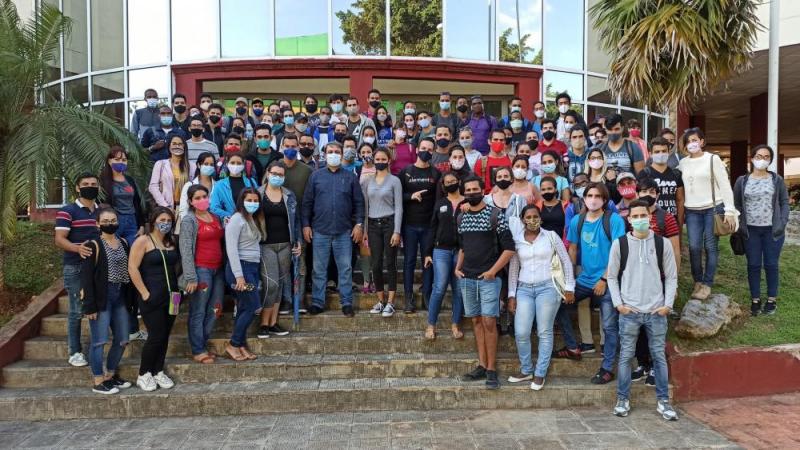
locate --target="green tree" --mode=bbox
[589,0,761,111]
[498,28,542,65]
[0,1,141,289]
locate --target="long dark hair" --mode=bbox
[186,184,209,211]
[148,206,176,248]
[235,187,265,239]
[374,106,393,131]
[193,151,217,180]
[100,144,129,203]
[167,133,191,175]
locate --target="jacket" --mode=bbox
[209,175,259,221]
[179,211,223,284]
[257,186,302,246]
[99,174,146,228]
[130,107,160,140]
[177,178,216,234]
[733,172,790,239]
[203,126,226,156]
[141,127,189,162]
[80,238,135,314]
[426,197,463,257]
[149,159,189,209]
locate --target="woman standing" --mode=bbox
[374,106,394,148]
[100,145,145,248]
[532,150,571,200]
[678,128,738,300]
[179,185,224,364]
[358,143,376,293]
[486,167,527,224]
[510,156,538,204]
[128,207,179,392]
[224,188,263,360]
[507,205,575,390]
[537,176,569,237]
[424,173,465,340]
[733,145,790,316]
[210,152,259,222]
[149,134,191,212]
[364,148,404,317]
[584,148,609,184]
[80,208,133,394]
[390,124,416,175]
[458,127,481,169]
[402,113,419,145]
[177,152,217,228]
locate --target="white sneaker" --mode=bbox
[530,377,546,391]
[381,303,395,317]
[657,399,679,421]
[136,373,157,392]
[613,397,630,417]
[129,330,148,341]
[153,371,175,389]
[369,302,384,314]
[68,352,88,367]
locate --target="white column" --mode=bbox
[767,0,780,172]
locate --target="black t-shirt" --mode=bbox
[641,165,683,217]
[540,202,566,236]
[229,176,245,204]
[456,206,515,278]
[263,197,290,244]
[399,164,441,227]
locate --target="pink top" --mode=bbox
[391,143,417,175]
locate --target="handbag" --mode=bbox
[545,231,567,299]
[710,156,734,236]
[730,231,746,256]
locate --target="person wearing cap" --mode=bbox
[467,95,498,155]
[614,172,639,221]
[226,96,256,132]
[251,97,266,125]
[294,112,312,137]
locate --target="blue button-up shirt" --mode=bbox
[302,166,365,236]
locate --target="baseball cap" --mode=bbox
[235,96,248,105]
[616,171,636,184]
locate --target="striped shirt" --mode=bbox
[56,199,100,266]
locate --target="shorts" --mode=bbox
[460,277,501,318]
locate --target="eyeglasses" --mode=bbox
[753,154,771,161]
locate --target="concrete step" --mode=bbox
[0,377,661,420]
[1,352,610,388]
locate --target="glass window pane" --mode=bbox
[587,0,610,73]
[390,0,441,57]
[63,0,88,76]
[45,177,64,205]
[621,109,645,137]
[221,0,274,57]
[587,76,613,105]
[621,95,642,109]
[91,0,123,70]
[543,0,583,70]
[65,77,89,104]
[93,102,126,126]
[497,0,542,64]
[172,0,217,61]
[333,0,386,56]
[445,0,490,60]
[586,104,617,126]
[42,84,62,105]
[544,70,583,101]
[128,66,169,100]
[42,0,61,82]
[128,0,169,65]
[647,114,665,142]
[92,72,124,101]
[275,0,328,56]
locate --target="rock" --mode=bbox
[675,294,743,339]
[786,211,800,246]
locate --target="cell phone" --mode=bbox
[168,291,182,316]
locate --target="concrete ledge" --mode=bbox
[0,279,64,372]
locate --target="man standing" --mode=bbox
[313,105,333,152]
[345,96,376,142]
[433,91,458,136]
[456,176,516,389]
[366,89,382,119]
[566,126,589,184]
[467,95,498,155]
[430,128,453,169]
[303,95,321,127]
[454,96,471,132]
[141,105,187,161]
[251,97,267,125]
[279,143,313,303]
[473,129,512,194]
[130,88,160,139]
[247,124,283,184]
[499,97,530,131]
[203,103,226,156]
[599,114,645,174]
[186,116,218,166]
[302,142,365,317]
[328,94,347,124]
[538,119,568,156]
[639,137,685,228]
[172,93,190,131]
[298,134,320,170]
[531,101,546,138]
[555,92,587,141]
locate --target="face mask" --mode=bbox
[160,116,172,127]
[300,147,314,158]
[79,186,99,200]
[99,223,119,234]
[334,132,346,143]
[524,217,542,232]
[374,162,389,171]
[571,138,585,149]
[208,115,221,125]
[320,114,330,124]
[395,130,406,139]
[574,187,586,198]
[174,105,186,114]
[565,123,574,132]
[331,104,343,113]
[526,139,538,150]
[344,148,357,161]
[752,159,769,170]
[495,179,512,190]
[302,103,316,113]
[459,138,472,148]
[490,141,505,153]
[436,138,450,148]
[227,163,244,175]
[235,106,247,115]
[111,162,127,173]
[253,107,264,116]
[146,98,159,109]
[417,151,432,162]
[558,104,569,114]
[200,165,216,177]
[619,184,637,199]
[585,197,603,212]
[450,159,464,170]
[418,118,431,128]
[404,108,415,115]
[542,192,557,201]
[510,106,521,113]
[651,153,670,165]
[362,155,374,164]
[542,130,555,141]
[155,222,172,234]
[629,129,641,138]
[640,195,656,207]
[588,159,604,170]
[363,136,376,145]
[233,126,245,135]
[465,194,483,206]
[510,119,523,129]
[456,104,469,113]
[439,101,450,110]
[541,163,556,174]
[268,175,285,187]
[631,217,650,232]
[534,110,545,119]
[296,123,308,133]
[281,148,297,160]
[244,201,260,214]
[504,137,512,145]
[170,146,184,156]
[512,168,527,180]
[225,145,239,154]
[326,152,342,167]
[607,132,622,143]
[369,100,381,109]
[444,183,459,193]
[193,197,210,211]
[284,116,295,126]
[376,114,387,122]
[347,106,359,115]
[200,101,210,111]
[686,141,702,153]
[257,138,271,149]
[190,128,203,138]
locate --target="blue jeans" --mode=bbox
[460,277,501,318]
[686,205,723,286]
[312,233,354,309]
[117,213,138,247]
[225,261,261,347]
[513,281,560,378]
[63,264,82,355]
[428,248,463,326]
[402,225,433,310]
[556,282,619,372]
[187,267,224,355]
[617,312,669,401]
[88,283,130,377]
[744,225,785,298]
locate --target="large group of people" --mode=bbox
[56,88,790,420]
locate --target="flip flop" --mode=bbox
[451,326,464,340]
[193,353,215,364]
[240,347,258,360]
[225,343,247,361]
[424,326,436,340]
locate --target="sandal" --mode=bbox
[225,343,247,361]
[240,347,258,360]
[425,325,436,340]
[451,325,464,340]
[193,353,215,364]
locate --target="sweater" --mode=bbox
[225,213,262,278]
[179,211,223,283]
[361,173,404,234]
[607,231,678,313]
[678,152,737,215]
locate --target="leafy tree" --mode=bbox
[498,28,542,65]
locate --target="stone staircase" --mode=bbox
[0,263,661,420]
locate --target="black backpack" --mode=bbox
[617,234,666,294]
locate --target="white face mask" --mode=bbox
[512,168,527,180]
[534,110,545,119]
[558,104,569,114]
[752,159,770,170]
[686,141,702,153]
[449,159,464,170]
[651,153,670,165]
[227,163,244,175]
[588,159,604,170]
[326,152,342,167]
[363,136,375,144]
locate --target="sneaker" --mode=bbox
[153,371,175,389]
[631,366,646,382]
[485,370,500,390]
[129,330,148,341]
[763,301,777,315]
[92,380,119,395]
[645,369,656,387]
[462,365,487,381]
[369,302,384,314]
[591,368,614,385]
[552,346,582,361]
[657,399,679,421]
[268,324,289,336]
[531,376,546,391]
[342,305,355,317]
[110,374,132,389]
[381,303,395,318]
[507,373,533,383]
[750,300,761,317]
[309,305,324,315]
[257,325,270,339]
[279,306,291,315]
[68,352,88,367]
[298,307,308,314]
[136,373,157,392]
[579,343,597,354]
[404,305,416,314]
[613,397,631,417]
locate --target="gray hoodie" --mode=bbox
[607,231,678,313]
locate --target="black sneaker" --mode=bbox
[342,305,355,317]
[309,305,324,315]
[631,366,646,382]
[591,368,614,385]
[645,369,656,387]
[552,346,582,361]
[92,380,119,395]
[268,324,289,336]
[257,325,270,339]
[462,365,487,381]
[110,374,131,389]
[579,343,597,354]
[486,370,500,390]
[763,301,777,315]
[404,306,416,314]
[751,301,761,317]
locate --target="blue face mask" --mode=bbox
[146,98,159,109]
[155,222,172,234]
[283,148,298,160]
[541,163,556,174]
[257,138,271,149]
[160,116,173,127]
[574,187,586,198]
[284,116,294,126]
[253,107,264,116]
[200,165,216,177]
[243,201,260,214]
[631,218,650,232]
[268,175,285,187]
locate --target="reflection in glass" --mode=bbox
[497,0,542,64]
[63,0,88,76]
[275,0,328,56]
[543,0,583,70]
[544,70,583,101]
[620,110,645,136]
[587,76,613,104]
[91,0,123,70]
[92,72,124,101]
[128,66,170,100]
[172,0,217,61]
[93,102,126,126]
[445,0,490,60]
[221,0,274,57]
[586,104,617,125]
[45,177,65,205]
[43,84,62,105]
[65,77,89,104]
[128,0,169,65]
[43,0,61,82]
[587,0,611,73]
[647,114,665,141]
[333,0,386,55]
[390,0,441,57]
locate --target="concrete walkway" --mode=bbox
[0,408,736,449]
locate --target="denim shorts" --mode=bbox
[460,277,501,318]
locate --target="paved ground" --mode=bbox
[0,408,736,449]
[683,392,800,450]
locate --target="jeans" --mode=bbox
[226,260,261,347]
[261,243,291,308]
[187,267,224,355]
[117,213,140,333]
[312,233,354,309]
[460,277,501,318]
[744,225,785,298]
[139,303,175,376]
[88,283,130,377]
[63,264,83,355]
[402,224,433,309]
[617,312,669,401]
[556,282,619,372]
[428,248,463,325]
[686,205,723,286]
[513,281,560,378]
[368,217,398,292]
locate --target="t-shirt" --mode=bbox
[640,165,683,217]
[566,212,626,286]
[532,175,570,200]
[566,149,588,184]
[474,154,512,194]
[540,202,566,236]
[229,176,246,204]
[457,205,515,278]
[539,139,568,156]
[263,197,290,244]
[195,217,223,269]
[600,140,643,174]
[433,113,459,136]
[744,177,775,227]
[283,160,312,204]
[399,164,441,226]
[187,139,218,166]
[112,180,136,215]
[377,127,393,148]
[55,200,100,266]
[430,150,450,167]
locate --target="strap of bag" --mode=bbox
[149,235,172,293]
[710,155,717,207]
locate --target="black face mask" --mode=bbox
[174,105,186,114]
[369,100,381,109]
[305,103,318,113]
[209,115,221,124]
[436,138,450,148]
[495,179,512,190]
[417,151,432,162]
[99,223,119,235]
[526,139,538,150]
[465,193,483,206]
[542,192,557,201]
[444,183,459,193]
[542,130,555,141]
[374,162,389,171]
[299,147,315,158]
[504,137,512,145]
[79,186,99,201]
[456,104,469,113]
[190,128,203,138]
[233,126,245,135]
[236,106,247,115]
[640,195,657,207]
[334,132,346,143]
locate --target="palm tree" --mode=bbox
[589,0,762,111]
[0,0,142,289]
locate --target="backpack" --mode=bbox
[577,210,612,242]
[617,234,665,294]
[653,207,667,235]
